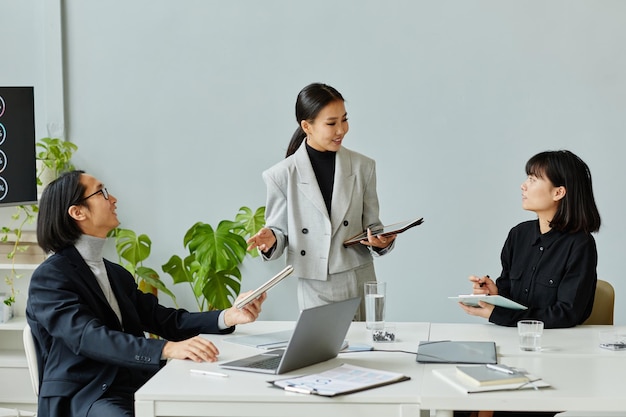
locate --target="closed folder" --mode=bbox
[416,341,497,364]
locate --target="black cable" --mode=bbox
[339,348,417,355]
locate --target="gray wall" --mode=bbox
[2,0,625,325]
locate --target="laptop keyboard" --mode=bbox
[247,356,282,369]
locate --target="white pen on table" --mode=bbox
[190,369,229,378]
[486,363,516,375]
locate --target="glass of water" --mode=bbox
[517,320,544,351]
[364,281,386,330]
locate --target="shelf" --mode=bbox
[0,316,26,330]
[0,264,39,271]
[0,349,27,368]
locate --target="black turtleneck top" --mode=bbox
[305,142,336,215]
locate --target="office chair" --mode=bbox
[583,279,615,325]
[0,326,38,416]
[556,280,617,417]
[22,324,39,397]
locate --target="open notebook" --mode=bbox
[220,297,360,374]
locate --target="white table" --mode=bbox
[135,321,431,417]
[428,323,621,357]
[135,322,626,417]
[420,355,626,417]
[422,323,626,417]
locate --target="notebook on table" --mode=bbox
[220,297,360,374]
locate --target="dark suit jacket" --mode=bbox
[26,245,234,417]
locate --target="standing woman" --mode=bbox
[247,83,395,319]
[460,150,601,329]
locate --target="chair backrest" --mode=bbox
[22,324,39,397]
[583,279,615,325]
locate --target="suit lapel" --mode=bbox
[105,261,140,333]
[331,147,355,234]
[295,143,330,219]
[63,246,123,330]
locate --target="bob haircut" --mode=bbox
[285,83,345,157]
[525,150,601,234]
[37,170,88,253]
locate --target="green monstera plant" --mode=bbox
[109,227,177,305]
[162,206,265,311]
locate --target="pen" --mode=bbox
[486,363,515,375]
[479,275,490,288]
[190,369,229,378]
[284,385,313,394]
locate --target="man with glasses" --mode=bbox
[26,170,266,417]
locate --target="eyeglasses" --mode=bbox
[80,188,109,202]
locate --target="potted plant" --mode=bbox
[162,206,265,311]
[109,227,177,305]
[0,205,38,307]
[1,138,77,307]
[36,137,78,190]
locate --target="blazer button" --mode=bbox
[300,250,306,256]
[302,228,308,234]
[343,220,349,226]
[102,384,108,391]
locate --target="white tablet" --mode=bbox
[449,294,527,310]
[343,217,424,247]
[235,265,294,309]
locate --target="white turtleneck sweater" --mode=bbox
[74,234,124,327]
[74,234,229,332]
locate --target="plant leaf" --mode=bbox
[161,254,194,285]
[235,206,266,258]
[202,267,242,310]
[136,266,177,301]
[114,228,151,265]
[235,206,266,236]
[185,221,247,272]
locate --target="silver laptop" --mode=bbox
[219,297,360,374]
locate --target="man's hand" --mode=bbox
[162,336,220,362]
[224,291,266,327]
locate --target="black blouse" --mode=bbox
[490,220,597,329]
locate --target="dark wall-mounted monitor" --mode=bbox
[0,87,37,206]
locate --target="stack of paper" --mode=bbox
[270,363,410,396]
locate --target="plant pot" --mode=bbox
[36,160,56,194]
[0,296,14,323]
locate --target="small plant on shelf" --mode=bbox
[36,137,78,187]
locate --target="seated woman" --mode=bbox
[457,150,601,417]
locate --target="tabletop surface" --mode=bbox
[135,321,626,416]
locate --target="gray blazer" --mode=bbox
[262,141,386,281]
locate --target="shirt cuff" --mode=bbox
[218,310,228,330]
[371,241,394,257]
